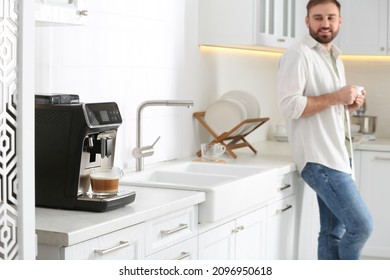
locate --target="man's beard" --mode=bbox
[309,27,339,44]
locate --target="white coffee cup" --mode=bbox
[355,86,364,96]
[275,124,287,135]
[201,143,226,161]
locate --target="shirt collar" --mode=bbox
[303,33,342,58]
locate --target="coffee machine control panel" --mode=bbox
[83,102,122,128]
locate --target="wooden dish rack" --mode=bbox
[193,111,269,159]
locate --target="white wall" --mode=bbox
[343,57,390,139]
[204,50,390,140]
[35,0,390,172]
[36,0,206,171]
[201,47,282,142]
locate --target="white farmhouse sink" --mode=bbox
[124,168,235,188]
[165,161,266,177]
[121,161,279,223]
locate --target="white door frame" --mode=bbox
[17,0,36,259]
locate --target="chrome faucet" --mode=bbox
[132,100,194,171]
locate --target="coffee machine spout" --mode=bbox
[101,137,113,158]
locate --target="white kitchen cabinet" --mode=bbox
[266,171,299,259]
[145,206,198,257]
[296,183,319,260]
[37,222,145,260]
[338,0,389,55]
[146,237,198,260]
[198,220,236,260]
[35,0,88,26]
[37,205,199,260]
[358,151,390,258]
[199,0,307,50]
[266,195,297,259]
[35,187,205,260]
[198,207,267,260]
[256,0,306,49]
[198,170,299,260]
[235,207,267,260]
[353,150,362,188]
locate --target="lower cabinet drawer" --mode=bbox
[145,206,198,256]
[61,223,145,260]
[272,171,297,201]
[146,237,198,260]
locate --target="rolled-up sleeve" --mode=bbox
[277,49,307,120]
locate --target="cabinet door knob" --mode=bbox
[78,10,89,17]
[94,241,130,256]
[232,225,245,233]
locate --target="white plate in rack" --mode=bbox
[221,90,260,134]
[221,90,260,118]
[205,98,247,136]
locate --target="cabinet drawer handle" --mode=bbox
[173,251,191,260]
[375,156,390,161]
[94,241,130,256]
[276,204,292,214]
[279,184,292,191]
[161,223,189,236]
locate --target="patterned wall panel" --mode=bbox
[0,0,19,260]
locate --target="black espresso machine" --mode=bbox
[35,95,136,212]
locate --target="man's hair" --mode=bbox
[306,0,341,16]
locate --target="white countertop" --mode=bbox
[221,140,296,174]
[354,138,390,152]
[36,186,205,247]
[35,141,296,248]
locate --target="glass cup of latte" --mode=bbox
[90,167,124,196]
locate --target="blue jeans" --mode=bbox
[301,162,373,260]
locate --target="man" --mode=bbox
[277,0,372,260]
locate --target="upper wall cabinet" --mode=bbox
[198,0,307,50]
[35,0,88,26]
[337,0,388,55]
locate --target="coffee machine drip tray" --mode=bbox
[77,190,136,212]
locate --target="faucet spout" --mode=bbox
[134,100,194,172]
